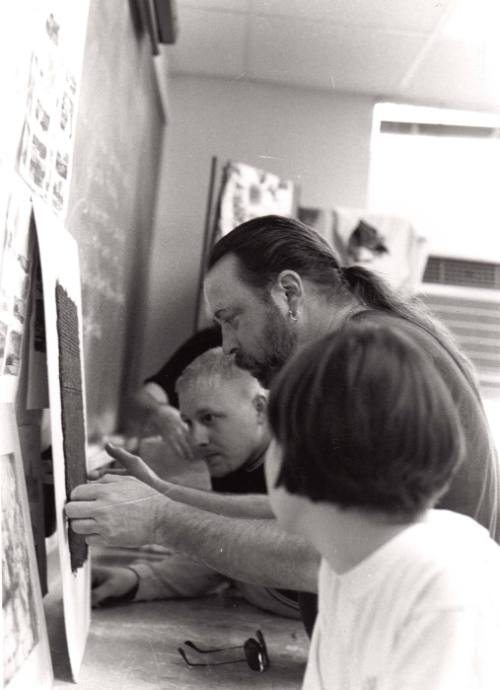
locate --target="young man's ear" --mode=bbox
[253,393,268,423]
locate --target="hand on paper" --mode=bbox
[91,565,138,607]
[65,473,168,547]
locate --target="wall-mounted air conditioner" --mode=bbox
[418,256,500,400]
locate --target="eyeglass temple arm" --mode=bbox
[178,648,247,667]
[183,640,243,654]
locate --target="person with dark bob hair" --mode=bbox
[267,314,465,517]
[265,317,500,689]
[67,215,499,639]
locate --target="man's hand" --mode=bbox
[65,474,168,547]
[151,405,194,461]
[102,443,171,492]
[91,565,138,607]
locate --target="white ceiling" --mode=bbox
[167,0,500,113]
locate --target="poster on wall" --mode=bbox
[197,159,297,327]
[33,199,90,680]
[0,180,35,403]
[16,0,89,218]
[1,403,53,690]
[216,160,296,239]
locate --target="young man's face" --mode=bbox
[204,254,297,388]
[178,376,267,477]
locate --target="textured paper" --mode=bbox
[55,282,88,571]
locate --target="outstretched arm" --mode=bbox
[103,443,274,519]
[153,504,319,591]
[66,475,319,592]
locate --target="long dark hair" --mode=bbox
[208,215,478,393]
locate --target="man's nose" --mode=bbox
[191,422,209,446]
[221,324,238,355]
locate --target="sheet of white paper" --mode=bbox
[1,403,53,690]
[33,199,90,680]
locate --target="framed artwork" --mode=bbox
[33,199,90,680]
[196,159,297,328]
[1,403,53,690]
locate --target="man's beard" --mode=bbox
[234,304,298,388]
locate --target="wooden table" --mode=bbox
[46,450,309,688]
[48,588,309,689]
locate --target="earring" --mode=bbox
[288,309,298,321]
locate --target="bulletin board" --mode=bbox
[65,0,164,440]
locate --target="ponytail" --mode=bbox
[341,264,398,312]
[341,264,480,398]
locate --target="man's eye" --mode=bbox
[201,414,214,424]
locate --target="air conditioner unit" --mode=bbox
[418,256,500,400]
[417,256,500,451]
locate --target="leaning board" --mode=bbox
[34,200,90,680]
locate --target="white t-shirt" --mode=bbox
[303,510,500,690]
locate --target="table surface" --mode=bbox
[48,587,309,690]
[46,447,309,689]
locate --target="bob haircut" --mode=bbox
[268,315,465,518]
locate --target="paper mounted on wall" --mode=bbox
[1,403,53,690]
[216,161,296,238]
[16,0,89,218]
[32,199,90,680]
[0,178,35,403]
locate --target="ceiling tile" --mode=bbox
[334,28,427,93]
[177,0,250,12]
[250,0,454,32]
[169,7,248,77]
[246,14,342,90]
[247,14,426,94]
[402,35,500,110]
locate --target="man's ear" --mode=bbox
[252,393,268,424]
[270,270,304,314]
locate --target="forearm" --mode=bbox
[164,482,274,519]
[130,555,227,601]
[153,501,320,592]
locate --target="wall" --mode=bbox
[143,75,374,376]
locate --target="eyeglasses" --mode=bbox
[178,629,269,672]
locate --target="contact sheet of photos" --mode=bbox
[0,180,34,403]
[16,5,83,217]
